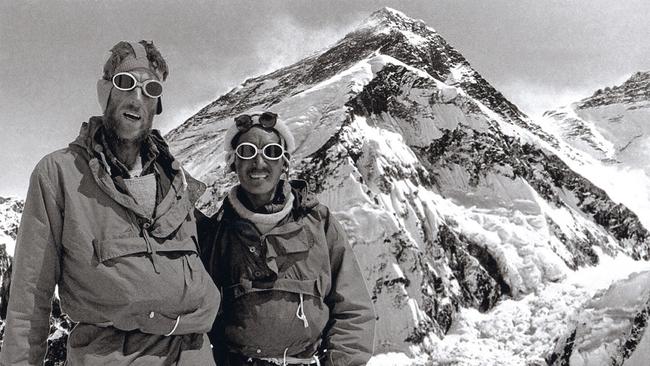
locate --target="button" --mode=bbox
[254,271,262,277]
[143,222,151,229]
[149,311,155,319]
[171,160,181,170]
[249,247,256,253]
[256,349,261,354]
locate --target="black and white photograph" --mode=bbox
[1,1,650,365]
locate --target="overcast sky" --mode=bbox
[2,0,649,197]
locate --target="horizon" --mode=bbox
[2,0,649,198]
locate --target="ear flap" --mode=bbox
[97,79,113,112]
[156,97,163,115]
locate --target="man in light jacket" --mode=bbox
[199,112,376,366]
[0,40,220,365]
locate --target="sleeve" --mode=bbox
[321,207,376,366]
[0,163,63,366]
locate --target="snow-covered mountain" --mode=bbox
[539,72,650,227]
[0,196,21,319]
[167,7,650,364]
[532,74,650,366]
[543,71,650,165]
[0,196,22,258]
[547,270,650,366]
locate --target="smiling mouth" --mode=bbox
[123,112,141,121]
[249,172,269,180]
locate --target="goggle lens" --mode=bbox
[113,73,135,89]
[263,144,284,159]
[236,143,258,159]
[144,81,163,97]
[112,72,163,98]
[234,112,278,132]
[235,143,285,161]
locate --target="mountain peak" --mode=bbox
[359,7,434,34]
[578,70,650,109]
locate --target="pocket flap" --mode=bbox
[94,236,198,263]
[155,237,200,254]
[227,278,321,299]
[268,228,313,254]
[93,237,148,262]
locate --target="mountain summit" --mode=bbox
[167,8,650,363]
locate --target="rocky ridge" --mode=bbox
[166,7,650,363]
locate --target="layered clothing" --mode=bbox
[199,181,375,366]
[0,117,220,366]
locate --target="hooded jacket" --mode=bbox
[199,180,375,366]
[0,117,220,366]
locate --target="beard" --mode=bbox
[103,100,153,146]
[103,116,151,146]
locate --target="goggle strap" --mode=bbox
[129,42,148,60]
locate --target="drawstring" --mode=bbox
[142,225,160,274]
[179,167,188,192]
[283,348,288,366]
[164,315,181,336]
[312,354,321,366]
[296,293,309,328]
[99,153,112,175]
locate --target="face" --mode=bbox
[234,127,286,204]
[104,69,159,144]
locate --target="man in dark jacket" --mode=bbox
[199,112,376,366]
[0,40,220,365]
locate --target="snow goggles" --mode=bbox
[112,72,163,98]
[235,142,285,161]
[234,112,278,132]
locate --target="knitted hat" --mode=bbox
[224,112,296,171]
[96,41,164,115]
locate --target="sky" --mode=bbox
[1,0,649,198]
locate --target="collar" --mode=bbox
[99,127,161,179]
[229,181,295,226]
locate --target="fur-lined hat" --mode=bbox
[224,112,295,171]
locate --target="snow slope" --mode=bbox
[167,7,650,364]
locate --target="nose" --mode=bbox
[133,86,145,101]
[252,150,266,167]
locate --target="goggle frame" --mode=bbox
[112,72,163,99]
[235,142,286,161]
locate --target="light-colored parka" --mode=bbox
[0,117,220,365]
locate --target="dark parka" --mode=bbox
[199,181,376,366]
[0,118,220,366]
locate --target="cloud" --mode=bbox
[250,14,356,75]
[499,70,640,118]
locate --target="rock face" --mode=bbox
[546,271,650,366]
[0,196,21,319]
[539,71,650,229]
[166,7,650,361]
[534,73,650,366]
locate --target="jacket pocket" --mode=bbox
[93,237,148,263]
[267,227,314,255]
[228,277,321,300]
[93,236,199,263]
